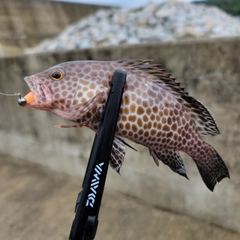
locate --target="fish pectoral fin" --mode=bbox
[110,137,126,174]
[150,149,188,179]
[72,90,108,128]
[74,79,108,104]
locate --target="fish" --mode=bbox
[21,59,229,191]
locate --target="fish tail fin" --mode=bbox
[193,142,230,191]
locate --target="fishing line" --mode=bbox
[0,92,27,106]
[0,92,21,97]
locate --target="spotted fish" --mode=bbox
[21,59,229,191]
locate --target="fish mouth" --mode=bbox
[23,76,52,108]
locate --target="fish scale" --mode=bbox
[22,59,229,191]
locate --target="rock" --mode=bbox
[26,1,240,53]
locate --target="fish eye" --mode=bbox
[50,70,65,81]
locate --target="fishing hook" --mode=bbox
[0,92,27,106]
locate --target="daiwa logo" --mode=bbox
[86,162,104,208]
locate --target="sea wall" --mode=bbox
[0,0,108,50]
[0,38,239,232]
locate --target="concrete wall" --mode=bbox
[0,38,239,232]
[0,0,109,50]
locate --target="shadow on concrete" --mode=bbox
[0,154,239,240]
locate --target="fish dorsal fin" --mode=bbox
[117,59,219,136]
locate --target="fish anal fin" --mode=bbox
[150,149,188,179]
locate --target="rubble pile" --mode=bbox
[27,1,240,53]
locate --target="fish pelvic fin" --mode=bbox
[115,137,137,152]
[110,137,126,174]
[55,124,83,128]
[150,149,188,179]
[193,142,230,191]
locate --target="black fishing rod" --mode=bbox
[69,70,127,240]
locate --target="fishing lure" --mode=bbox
[0,92,27,106]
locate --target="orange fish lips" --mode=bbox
[24,92,35,103]
[17,92,35,106]
[22,76,53,107]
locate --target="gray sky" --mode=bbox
[53,0,202,8]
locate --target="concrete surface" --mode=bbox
[0,38,240,232]
[1,154,240,240]
[0,0,108,52]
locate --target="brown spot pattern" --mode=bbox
[25,60,227,191]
